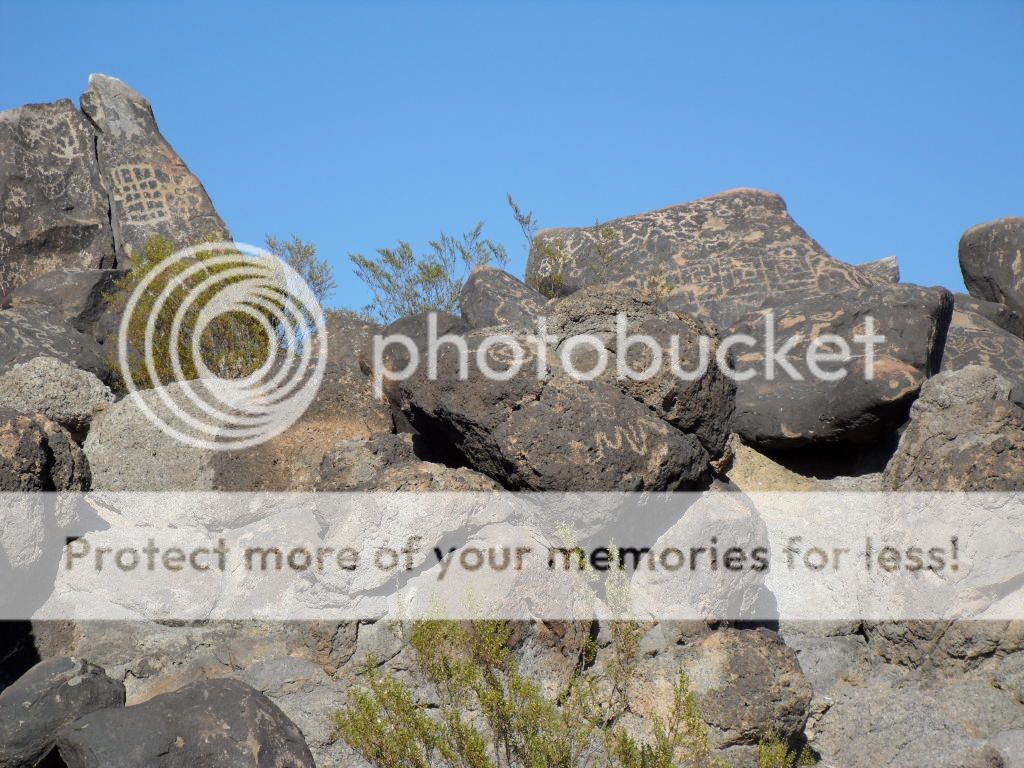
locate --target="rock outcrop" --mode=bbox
[0,356,113,438]
[526,189,888,328]
[0,657,125,768]
[0,305,108,381]
[0,100,115,298]
[954,292,1024,339]
[959,216,1024,318]
[941,301,1024,405]
[0,409,90,491]
[460,265,546,329]
[80,74,228,260]
[3,268,125,342]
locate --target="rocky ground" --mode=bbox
[0,75,1022,767]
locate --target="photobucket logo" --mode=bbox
[372,311,885,397]
[118,241,327,451]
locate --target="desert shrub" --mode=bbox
[757,729,816,768]
[105,235,279,390]
[349,223,508,323]
[265,234,336,305]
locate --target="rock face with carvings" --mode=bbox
[959,216,1024,318]
[80,74,228,260]
[0,100,115,299]
[526,189,889,328]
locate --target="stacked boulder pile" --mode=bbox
[0,76,1022,767]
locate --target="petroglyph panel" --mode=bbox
[526,189,884,328]
[941,306,1024,397]
[0,100,114,297]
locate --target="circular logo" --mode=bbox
[117,241,328,451]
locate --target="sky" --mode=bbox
[2,0,1022,310]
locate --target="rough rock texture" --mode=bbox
[0,657,124,768]
[0,409,90,491]
[54,678,315,768]
[954,292,1024,339]
[729,284,952,448]
[864,621,1024,673]
[883,366,1024,491]
[942,303,1024,405]
[80,75,228,259]
[211,313,393,491]
[0,305,108,381]
[3,268,125,341]
[0,99,115,299]
[0,356,113,437]
[317,431,498,491]
[959,217,1024,317]
[460,266,546,329]
[395,331,710,490]
[547,285,735,456]
[856,254,900,284]
[526,189,886,328]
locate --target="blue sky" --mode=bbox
[3,0,1022,310]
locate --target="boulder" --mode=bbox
[0,99,115,299]
[394,328,710,490]
[0,356,114,438]
[80,75,228,260]
[729,284,953,448]
[0,657,124,768]
[882,366,1024,491]
[959,216,1024,318]
[460,266,546,329]
[3,268,126,341]
[525,188,886,328]
[942,303,1024,405]
[0,305,109,382]
[954,292,1024,339]
[317,432,498,491]
[210,313,393,490]
[856,255,900,284]
[54,678,316,768]
[0,409,90,491]
[547,285,735,455]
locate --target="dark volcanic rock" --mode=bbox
[0,657,124,768]
[393,327,710,490]
[547,285,735,456]
[526,188,886,328]
[856,255,900,284]
[959,216,1024,317]
[0,305,109,381]
[460,266,546,329]
[0,409,90,491]
[3,268,125,341]
[55,678,315,768]
[729,284,953,448]
[953,292,1024,338]
[942,303,1024,405]
[0,99,115,298]
[883,366,1024,491]
[80,75,228,259]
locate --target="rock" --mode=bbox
[864,621,1024,673]
[856,255,900,284]
[0,357,114,438]
[547,285,735,455]
[210,313,393,490]
[729,284,953,448]
[54,678,315,768]
[0,305,109,382]
[459,266,546,329]
[3,268,126,341]
[954,292,1024,339]
[942,303,1024,405]
[80,75,228,259]
[0,410,90,491]
[620,628,811,761]
[525,188,886,328]
[318,432,499,491]
[883,366,1024,491]
[0,99,115,299]
[394,329,710,490]
[0,657,124,768]
[959,217,1024,318]
[812,667,1024,768]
